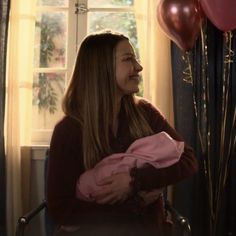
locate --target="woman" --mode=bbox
[47,30,198,236]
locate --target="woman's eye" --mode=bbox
[122,56,140,63]
[124,57,138,62]
[124,57,132,61]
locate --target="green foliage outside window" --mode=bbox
[112,0,134,6]
[33,13,65,114]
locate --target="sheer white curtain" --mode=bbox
[134,0,174,125]
[6,0,35,234]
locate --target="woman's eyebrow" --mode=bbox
[120,52,135,57]
[116,52,136,59]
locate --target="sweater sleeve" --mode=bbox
[47,117,111,225]
[131,99,198,191]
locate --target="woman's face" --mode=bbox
[115,40,143,98]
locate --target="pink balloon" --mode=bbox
[200,0,236,31]
[157,0,203,52]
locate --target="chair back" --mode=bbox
[44,150,56,236]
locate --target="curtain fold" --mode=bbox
[0,0,10,235]
[171,42,200,234]
[6,0,36,235]
[134,0,174,125]
[172,21,236,236]
[6,0,22,231]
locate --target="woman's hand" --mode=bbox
[90,172,132,204]
[138,189,163,206]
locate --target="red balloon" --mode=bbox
[157,0,203,52]
[200,0,236,31]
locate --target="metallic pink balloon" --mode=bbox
[157,0,203,52]
[200,0,236,31]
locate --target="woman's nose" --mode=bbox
[134,59,143,72]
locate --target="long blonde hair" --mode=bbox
[63,31,153,169]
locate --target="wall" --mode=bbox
[21,146,48,236]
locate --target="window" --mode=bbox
[32,0,69,144]
[31,0,139,145]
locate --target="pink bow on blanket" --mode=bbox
[76,132,184,201]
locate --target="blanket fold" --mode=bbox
[76,131,184,201]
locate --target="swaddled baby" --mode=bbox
[76,131,184,201]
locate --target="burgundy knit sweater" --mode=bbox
[47,98,198,235]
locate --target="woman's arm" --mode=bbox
[47,117,107,225]
[131,99,198,191]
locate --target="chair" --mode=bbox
[15,151,191,236]
[15,200,191,236]
[15,150,56,236]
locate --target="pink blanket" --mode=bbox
[76,132,184,201]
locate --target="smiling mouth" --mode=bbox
[129,75,140,81]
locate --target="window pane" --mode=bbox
[88,12,138,55]
[37,0,68,7]
[32,72,65,129]
[34,12,67,68]
[88,0,133,7]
